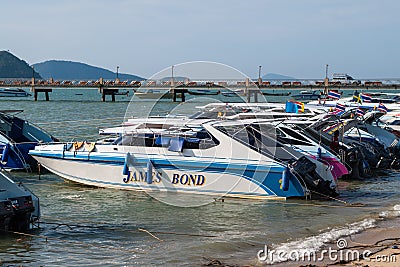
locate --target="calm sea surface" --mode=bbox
[0,89,399,266]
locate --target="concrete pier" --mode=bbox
[2,76,400,102]
[31,87,52,101]
[172,89,187,102]
[99,88,119,102]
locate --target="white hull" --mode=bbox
[32,154,292,199]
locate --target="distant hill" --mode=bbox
[32,60,144,81]
[159,76,188,81]
[0,50,41,78]
[262,73,296,80]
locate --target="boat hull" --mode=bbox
[30,150,306,199]
[0,88,31,97]
[134,92,173,99]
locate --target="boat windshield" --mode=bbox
[215,123,287,160]
[113,128,219,150]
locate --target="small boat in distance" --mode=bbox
[188,89,220,95]
[0,88,31,97]
[261,91,291,96]
[134,89,173,99]
[291,90,320,101]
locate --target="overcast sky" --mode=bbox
[1,0,398,79]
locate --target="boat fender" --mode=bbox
[122,153,130,175]
[281,166,290,191]
[73,141,84,151]
[84,142,95,152]
[146,160,153,184]
[1,144,10,163]
[65,143,73,151]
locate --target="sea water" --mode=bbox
[0,89,399,266]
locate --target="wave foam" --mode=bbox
[379,203,400,218]
[267,218,375,264]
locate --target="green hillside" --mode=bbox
[0,51,41,78]
[33,60,144,80]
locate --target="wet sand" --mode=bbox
[255,218,400,267]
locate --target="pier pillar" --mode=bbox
[172,89,177,102]
[246,78,250,87]
[254,91,258,103]
[31,88,52,101]
[181,91,185,102]
[324,77,329,95]
[100,88,118,102]
[171,89,186,102]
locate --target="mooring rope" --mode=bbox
[39,217,218,238]
[1,229,149,254]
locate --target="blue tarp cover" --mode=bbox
[168,137,185,152]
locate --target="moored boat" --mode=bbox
[0,88,31,97]
[134,89,173,99]
[0,171,40,232]
[30,118,339,200]
[187,89,220,95]
[291,90,321,101]
[0,110,57,171]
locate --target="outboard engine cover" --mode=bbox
[8,195,35,232]
[0,199,13,232]
[291,156,338,198]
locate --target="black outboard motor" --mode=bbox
[8,195,35,232]
[291,156,338,198]
[0,199,13,232]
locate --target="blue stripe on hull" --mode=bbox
[30,151,306,198]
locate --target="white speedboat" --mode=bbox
[308,92,400,110]
[30,118,339,200]
[0,88,31,97]
[101,106,346,181]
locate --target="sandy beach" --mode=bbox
[336,218,400,267]
[265,217,400,267]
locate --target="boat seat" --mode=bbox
[184,138,201,149]
[155,136,171,147]
[168,137,185,152]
